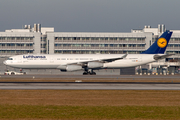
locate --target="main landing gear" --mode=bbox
[83,69,96,75]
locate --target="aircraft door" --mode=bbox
[18,57,22,63]
[138,55,142,62]
[50,58,54,63]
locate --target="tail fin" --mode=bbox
[141,30,173,54]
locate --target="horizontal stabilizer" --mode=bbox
[153,54,175,60]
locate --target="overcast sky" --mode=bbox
[0,0,180,32]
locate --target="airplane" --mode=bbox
[3,30,173,75]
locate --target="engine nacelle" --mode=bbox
[87,62,103,68]
[66,65,83,71]
[57,65,83,71]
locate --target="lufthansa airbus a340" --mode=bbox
[3,31,173,75]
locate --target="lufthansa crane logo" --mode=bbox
[157,38,167,48]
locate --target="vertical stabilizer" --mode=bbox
[141,30,172,54]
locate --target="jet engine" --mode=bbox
[57,65,83,72]
[87,62,104,68]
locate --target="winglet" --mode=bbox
[141,30,173,54]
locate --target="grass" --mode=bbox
[1,90,180,106]
[0,90,180,119]
[1,105,180,119]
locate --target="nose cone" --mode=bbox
[3,60,7,65]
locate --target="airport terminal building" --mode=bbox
[0,24,180,75]
[0,24,180,56]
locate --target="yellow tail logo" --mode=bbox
[157,38,167,48]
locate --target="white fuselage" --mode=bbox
[4,54,156,69]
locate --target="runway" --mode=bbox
[1,74,180,79]
[1,82,180,90]
[1,75,180,90]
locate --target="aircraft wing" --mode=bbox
[62,54,127,66]
[154,54,175,60]
[98,54,127,62]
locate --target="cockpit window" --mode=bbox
[8,58,13,60]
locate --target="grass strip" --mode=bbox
[1,90,180,106]
[0,105,180,119]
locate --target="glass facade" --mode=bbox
[41,35,47,54]
[0,35,34,55]
[54,37,146,54]
[54,37,145,43]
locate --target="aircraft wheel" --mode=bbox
[83,72,88,75]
